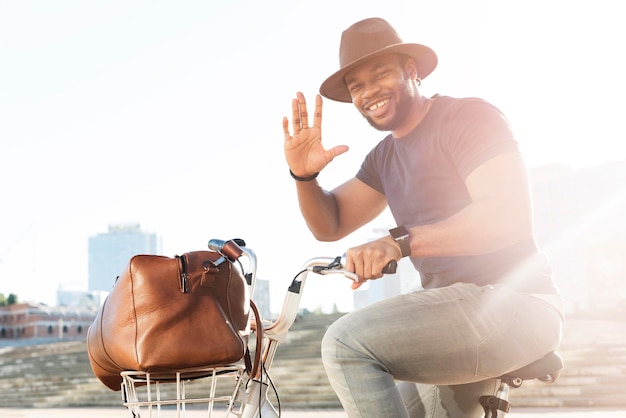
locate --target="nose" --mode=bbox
[361,81,381,100]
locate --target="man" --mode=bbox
[282,18,563,417]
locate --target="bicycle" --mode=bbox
[119,238,563,418]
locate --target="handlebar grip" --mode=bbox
[208,238,246,251]
[382,260,397,274]
[339,254,398,275]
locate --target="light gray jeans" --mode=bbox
[321,282,563,418]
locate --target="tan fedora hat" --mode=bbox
[319,18,438,103]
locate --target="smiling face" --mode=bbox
[344,53,422,136]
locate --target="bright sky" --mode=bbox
[1,0,624,313]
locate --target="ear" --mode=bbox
[403,57,419,81]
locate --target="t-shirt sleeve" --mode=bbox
[356,139,387,194]
[356,98,518,193]
[443,98,520,179]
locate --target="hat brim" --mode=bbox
[319,43,438,103]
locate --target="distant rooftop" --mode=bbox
[107,222,141,233]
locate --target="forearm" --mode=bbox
[409,195,532,258]
[405,152,534,258]
[294,180,343,241]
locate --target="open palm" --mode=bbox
[283,92,348,177]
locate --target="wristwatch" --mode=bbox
[389,226,411,258]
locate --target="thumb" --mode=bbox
[327,145,350,160]
[351,280,364,290]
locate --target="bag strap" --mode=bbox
[245,299,264,379]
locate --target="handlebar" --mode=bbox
[266,255,398,342]
[208,237,397,280]
[207,238,399,343]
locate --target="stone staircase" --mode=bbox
[0,313,343,409]
[263,313,344,408]
[0,312,625,410]
[0,339,121,407]
[509,316,626,408]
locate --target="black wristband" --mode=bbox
[389,226,411,258]
[289,169,319,182]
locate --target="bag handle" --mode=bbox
[210,239,263,378]
[245,300,264,379]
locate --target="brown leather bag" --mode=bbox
[87,247,261,391]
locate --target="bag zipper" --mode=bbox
[178,255,188,293]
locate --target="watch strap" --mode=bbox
[389,226,411,258]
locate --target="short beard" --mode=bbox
[362,83,414,132]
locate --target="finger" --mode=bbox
[282,117,292,140]
[313,94,323,129]
[352,258,369,282]
[297,92,309,129]
[291,98,301,132]
[363,264,374,281]
[344,251,356,276]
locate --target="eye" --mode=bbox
[376,70,389,79]
[349,83,362,94]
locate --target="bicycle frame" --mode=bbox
[120,241,560,418]
[230,255,340,418]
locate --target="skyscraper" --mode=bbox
[88,223,160,292]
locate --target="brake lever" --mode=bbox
[311,256,396,282]
[317,268,359,282]
[311,253,398,284]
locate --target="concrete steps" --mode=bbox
[1,313,625,410]
[0,340,120,408]
[509,317,626,408]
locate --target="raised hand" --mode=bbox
[283,92,348,178]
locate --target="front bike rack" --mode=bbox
[121,365,247,418]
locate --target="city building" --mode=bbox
[0,302,96,342]
[88,223,161,293]
[57,288,109,310]
[252,278,271,320]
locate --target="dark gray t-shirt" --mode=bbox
[357,95,557,294]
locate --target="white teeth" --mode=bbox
[368,99,389,111]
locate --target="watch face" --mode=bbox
[390,226,409,239]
